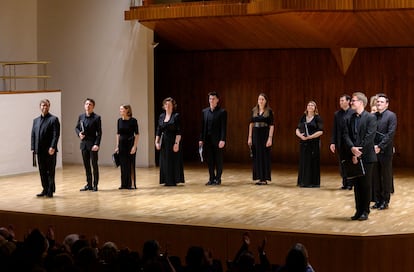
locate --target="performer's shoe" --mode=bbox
[215,179,221,185]
[92,186,98,192]
[371,202,381,209]
[351,213,361,220]
[36,192,46,197]
[378,203,389,210]
[358,213,369,221]
[46,193,53,198]
[80,185,92,191]
[205,180,214,186]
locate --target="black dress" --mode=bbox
[117,117,139,189]
[156,112,185,186]
[297,114,323,187]
[250,109,274,182]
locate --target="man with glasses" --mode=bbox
[371,94,397,210]
[343,92,377,220]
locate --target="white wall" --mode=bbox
[0,0,155,177]
[0,0,38,91]
[37,0,155,167]
[0,92,62,175]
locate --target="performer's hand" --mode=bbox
[173,143,179,152]
[130,146,137,154]
[352,156,358,164]
[374,145,381,154]
[91,145,99,152]
[199,141,203,147]
[155,143,161,150]
[351,146,362,157]
[48,148,55,155]
[218,141,225,149]
[79,132,85,140]
[330,144,336,153]
[266,138,272,147]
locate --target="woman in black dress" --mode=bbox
[115,104,139,189]
[247,93,275,185]
[155,97,184,186]
[295,101,323,188]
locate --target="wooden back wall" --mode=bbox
[154,48,409,167]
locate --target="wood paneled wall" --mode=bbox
[3,211,414,272]
[155,48,408,166]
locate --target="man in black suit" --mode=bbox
[371,94,397,210]
[75,98,102,191]
[330,94,354,190]
[343,92,377,220]
[199,91,227,185]
[31,99,60,198]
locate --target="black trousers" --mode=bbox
[353,162,374,216]
[81,149,99,187]
[373,156,393,204]
[37,152,56,195]
[205,139,223,182]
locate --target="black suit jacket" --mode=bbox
[75,112,102,150]
[331,108,354,157]
[200,106,227,145]
[31,113,60,154]
[375,109,397,157]
[343,110,377,163]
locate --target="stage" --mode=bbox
[1,164,414,271]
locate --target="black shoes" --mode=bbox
[351,212,369,221]
[371,202,389,210]
[371,202,381,209]
[37,191,53,197]
[206,179,221,186]
[358,213,369,221]
[80,185,98,191]
[379,203,389,210]
[80,185,92,191]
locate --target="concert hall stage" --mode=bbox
[1,164,413,272]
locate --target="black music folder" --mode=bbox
[341,159,365,179]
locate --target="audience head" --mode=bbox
[142,239,160,261]
[185,246,206,268]
[285,243,310,272]
[100,241,118,264]
[63,233,79,253]
[24,228,49,259]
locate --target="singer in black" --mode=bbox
[155,97,185,186]
[343,92,377,221]
[199,91,227,186]
[75,98,102,192]
[247,93,275,185]
[31,99,60,198]
[330,94,355,190]
[295,101,323,188]
[371,94,397,210]
[116,104,139,189]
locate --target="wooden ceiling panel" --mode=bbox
[130,1,414,50]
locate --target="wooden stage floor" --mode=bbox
[0,163,413,236]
